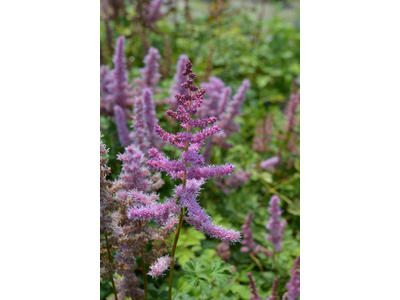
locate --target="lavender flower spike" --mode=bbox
[114,105,131,147]
[169,55,189,109]
[148,255,172,278]
[266,278,279,300]
[260,156,280,171]
[130,97,150,152]
[266,195,286,252]
[247,272,260,300]
[106,36,134,111]
[286,256,300,300]
[135,47,161,90]
[142,88,159,146]
[147,60,241,243]
[240,211,257,253]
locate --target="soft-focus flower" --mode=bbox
[266,278,279,300]
[169,55,189,109]
[114,105,131,147]
[134,47,161,91]
[148,255,172,278]
[266,195,286,252]
[284,91,300,132]
[247,272,260,300]
[216,241,231,261]
[130,97,150,152]
[260,156,280,171]
[286,256,300,300]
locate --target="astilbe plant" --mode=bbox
[266,195,286,253]
[266,278,280,300]
[127,60,241,300]
[247,272,261,300]
[134,46,162,93]
[168,54,189,110]
[110,145,174,300]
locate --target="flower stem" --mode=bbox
[104,233,118,300]
[168,208,185,300]
[141,249,148,300]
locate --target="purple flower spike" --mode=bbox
[260,156,280,171]
[142,88,159,146]
[146,0,163,26]
[135,47,161,90]
[114,105,131,147]
[266,278,279,300]
[286,256,300,300]
[148,255,172,278]
[147,60,241,243]
[130,97,150,152]
[285,91,300,132]
[266,195,286,252]
[169,55,189,109]
[106,36,134,112]
[240,211,257,253]
[247,272,260,300]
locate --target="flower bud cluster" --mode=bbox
[266,195,286,252]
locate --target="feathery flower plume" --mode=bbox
[286,256,300,300]
[253,112,274,153]
[106,36,134,113]
[100,65,113,115]
[247,272,261,300]
[260,156,280,171]
[148,255,172,278]
[214,79,250,148]
[225,168,251,190]
[114,105,131,146]
[146,0,163,27]
[216,241,231,261]
[142,88,160,146]
[146,60,241,243]
[266,195,286,252]
[266,278,280,300]
[169,55,189,109]
[282,293,289,300]
[134,47,161,91]
[284,91,300,132]
[130,97,150,152]
[240,211,258,253]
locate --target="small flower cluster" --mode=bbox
[168,54,189,110]
[216,241,231,261]
[147,255,172,278]
[266,195,286,252]
[266,278,280,300]
[253,112,274,153]
[134,46,162,92]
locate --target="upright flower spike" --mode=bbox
[142,88,159,146]
[260,156,280,171]
[253,112,274,153]
[266,195,286,252]
[135,47,161,90]
[247,272,261,300]
[100,65,113,115]
[284,91,300,132]
[130,97,150,152]
[146,60,241,243]
[146,0,163,28]
[240,211,258,253]
[266,278,280,300]
[286,256,300,300]
[169,55,189,110]
[114,105,131,147]
[106,36,134,113]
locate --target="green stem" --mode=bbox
[104,233,118,300]
[168,208,185,300]
[172,282,188,300]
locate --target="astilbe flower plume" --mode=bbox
[168,55,189,110]
[142,88,160,147]
[216,241,231,261]
[134,46,162,92]
[224,168,251,190]
[260,156,280,171]
[137,60,241,244]
[114,105,131,147]
[286,255,300,300]
[240,211,259,254]
[145,0,163,28]
[253,112,274,153]
[148,255,172,278]
[100,65,113,115]
[247,272,261,300]
[130,97,151,152]
[266,195,286,252]
[110,145,173,296]
[105,36,134,114]
[266,278,280,300]
[284,91,300,132]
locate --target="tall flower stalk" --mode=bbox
[133,60,241,299]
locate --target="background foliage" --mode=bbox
[101,0,299,299]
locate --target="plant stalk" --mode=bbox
[104,233,118,300]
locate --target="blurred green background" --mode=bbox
[101,0,299,299]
